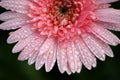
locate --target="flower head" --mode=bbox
[0,0,120,74]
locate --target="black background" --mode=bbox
[0,1,120,80]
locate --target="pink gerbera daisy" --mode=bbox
[0,0,120,74]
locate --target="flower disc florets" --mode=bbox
[28,0,96,41]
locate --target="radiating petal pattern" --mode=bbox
[0,0,120,74]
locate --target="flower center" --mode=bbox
[58,0,73,15]
[59,6,69,14]
[28,0,96,41]
[48,0,80,27]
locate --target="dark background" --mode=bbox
[0,1,120,80]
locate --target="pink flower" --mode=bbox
[0,0,120,74]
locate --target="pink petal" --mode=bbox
[7,25,34,43]
[75,37,96,70]
[45,40,57,72]
[87,33,114,57]
[96,0,118,4]
[0,11,26,21]
[0,17,29,30]
[18,36,44,61]
[28,51,38,65]
[65,65,72,75]
[35,54,45,70]
[96,21,120,31]
[38,37,54,55]
[57,41,68,73]
[35,37,55,70]
[88,23,120,46]
[72,41,82,73]
[12,34,38,53]
[67,42,76,73]
[18,37,39,61]
[67,41,82,73]
[95,8,120,24]
[97,4,111,9]
[0,0,30,14]
[28,36,46,65]
[81,33,106,61]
